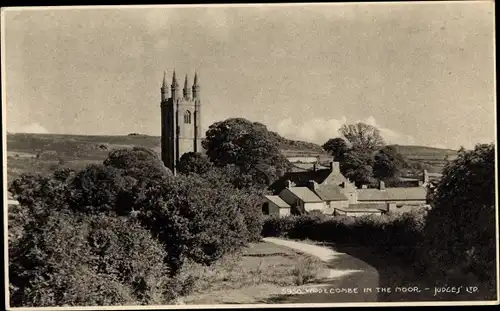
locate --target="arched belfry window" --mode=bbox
[184,110,192,124]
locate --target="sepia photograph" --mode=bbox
[1,2,498,309]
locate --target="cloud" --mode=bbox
[355,116,417,146]
[272,116,347,144]
[273,115,417,146]
[13,123,49,134]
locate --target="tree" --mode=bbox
[69,164,136,216]
[340,149,375,187]
[322,137,350,161]
[339,122,385,151]
[202,118,290,188]
[103,147,172,182]
[373,148,400,180]
[176,152,212,175]
[133,174,248,274]
[423,143,495,281]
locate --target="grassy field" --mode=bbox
[177,241,329,305]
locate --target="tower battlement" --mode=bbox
[160,70,202,175]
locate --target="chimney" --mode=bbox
[379,180,385,190]
[423,169,429,183]
[285,180,292,189]
[329,161,340,174]
[307,180,318,191]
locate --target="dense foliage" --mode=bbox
[9,211,172,307]
[8,145,265,307]
[202,118,290,188]
[262,210,426,263]
[323,123,418,186]
[176,152,212,175]
[421,144,496,282]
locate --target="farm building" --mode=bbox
[263,195,291,217]
[278,186,325,213]
[306,181,349,214]
[356,181,427,205]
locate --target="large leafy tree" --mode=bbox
[322,137,350,161]
[423,143,495,281]
[133,174,248,274]
[103,147,172,182]
[176,152,212,175]
[340,149,376,187]
[202,118,290,188]
[373,148,400,180]
[339,122,385,151]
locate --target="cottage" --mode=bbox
[279,185,325,213]
[356,181,427,205]
[306,181,349,214]
[263,195,291,217]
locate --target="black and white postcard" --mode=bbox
[1,2,498,309]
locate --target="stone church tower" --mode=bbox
[160,70,202,175]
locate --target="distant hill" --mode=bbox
[388,144,458,173]
[5,133,457,182]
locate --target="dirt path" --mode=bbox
[263,237,380,303]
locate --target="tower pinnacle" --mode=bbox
[162,71,167,88]
[171,70,179,87]
[183,74,190,98]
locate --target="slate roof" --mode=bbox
[285,187,323,203]
[289,163,329,173]
[313,184,348,201]
[264,195,291,208]
[335,207,384,213]
[269,169,333,193]
[357,187,427,201]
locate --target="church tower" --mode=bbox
[160,70,202,175]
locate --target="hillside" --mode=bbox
[388,144,458,173]
[5,133,457,183]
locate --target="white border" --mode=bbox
[2,2,499,310]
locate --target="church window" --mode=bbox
[184,110,192,124]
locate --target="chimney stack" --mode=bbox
[423,169,429,184]
[329,161,340,174]
[285,180,292,189]
[379,180,386,190]
[307,180,318,191]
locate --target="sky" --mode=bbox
[2,2,496,150]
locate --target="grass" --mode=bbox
[177,241,327,305]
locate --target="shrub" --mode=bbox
[103,147,172,182]
[292,256,321,285]
[421,144,496,282]
[134,174,248,274]
[177,152,212,175]
[9,210,172,307]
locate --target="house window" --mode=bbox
[184,111,192,124]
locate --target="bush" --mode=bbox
[9,210,172,307]
[421,144,496,282]
[262,212,425,263]
[103,147,172,182]
[133,174,248,274]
